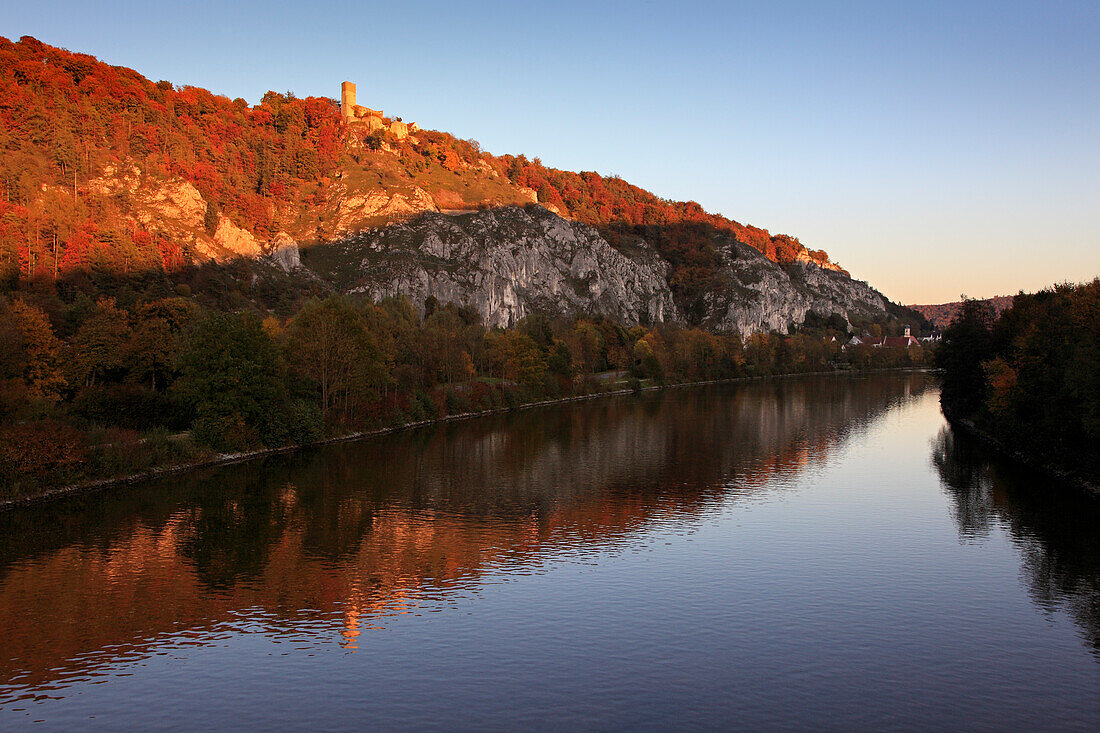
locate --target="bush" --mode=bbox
[0,419,88,495]
[410,390,437,421]
[72,384,187,431]
[191,411,259,453]
[444,388,472,415]
[86,427,150,476]
[286,398,323,444]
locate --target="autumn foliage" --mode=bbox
[1,34,844,306]
[0,36,906,499]
[0,35,341,283]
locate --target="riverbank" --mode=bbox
[943,407,1099,500]
[2,368,935,510]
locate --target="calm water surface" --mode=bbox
[2,373,1099,730]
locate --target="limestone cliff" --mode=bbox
[311,206,678,328]
[328,184,439,234]
[213,216,263,258]
[267,232,302,272]
[305,205,892,333]
[85,162,279,263]
[704,232,888,333]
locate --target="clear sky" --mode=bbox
[3,0,1098,304]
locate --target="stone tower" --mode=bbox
[341,81,356,123]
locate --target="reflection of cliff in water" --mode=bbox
[933,427,1100,654]
[0,374,929,693]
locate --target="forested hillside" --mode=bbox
[0,34,843,291]
[909,296,1014,331]
[0,35,937,500]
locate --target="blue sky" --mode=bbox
[3,0,1098,303]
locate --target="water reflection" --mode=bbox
[0,374,929,696]
[933,427,1100,653]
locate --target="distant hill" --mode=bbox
[908,296,1015,330]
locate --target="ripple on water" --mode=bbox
[1,373,1099,729]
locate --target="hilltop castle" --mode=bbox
[341,81,416,140]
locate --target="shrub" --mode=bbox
[286,398,324,444]
[0,419,88,495]
[72,383,187,431]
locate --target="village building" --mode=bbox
[847,325,921,349]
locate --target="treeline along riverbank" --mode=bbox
[0,286,929,501]
[937,279,1100,493]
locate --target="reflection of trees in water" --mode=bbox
[931,428,997,539]
[932,427,1100,653]
[175,474,296,589]
[0,373,929,690]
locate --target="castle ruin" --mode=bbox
[341,81,415,140]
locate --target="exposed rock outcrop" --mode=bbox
[88,165,205,235]
[214,216,263,258]
[267,232,301,272]
[309,205,892,334]
[320,206,679,328]
[794,248,846,273]
[704,234,887,334]
[332,186,438,233]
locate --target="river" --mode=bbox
[1,373,1098,729]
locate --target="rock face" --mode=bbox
[332,185,438,233]
[214,216,263,258]
[267,232,301,272]
[323,206,678,328]
[309,205,892,334]
[705,235,888,334]
[88,165,205,235]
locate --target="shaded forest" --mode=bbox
[0,261,929,500]
[937,279,1100,484]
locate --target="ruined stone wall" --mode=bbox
[341,81,409,138]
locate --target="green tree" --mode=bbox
[548,341,573,378]
[7,298,66,400]
[68,298,132,387]
[285,296,386,415]
[204,200,219,236]
[175,312,293,451]
[125,297,201,390]
[937,298,995,417]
